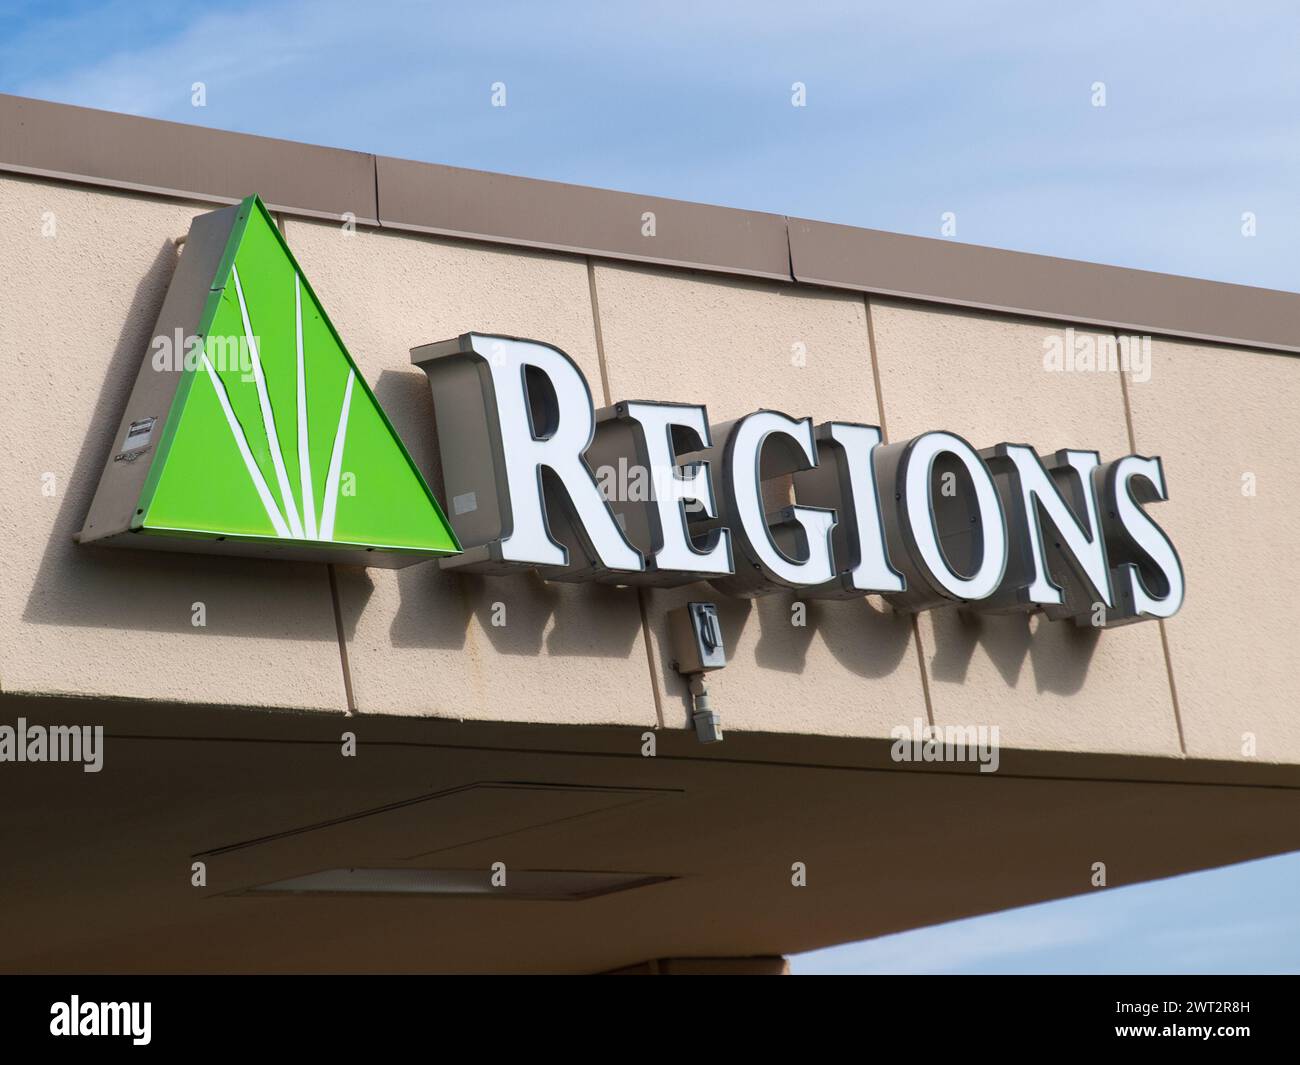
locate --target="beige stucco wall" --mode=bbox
[590,263,926,737]
[868,302,1181,757]
[0,176,346,711]
[3,175,1297,763]
[279,217,657,727]
[1125,338,1300,762]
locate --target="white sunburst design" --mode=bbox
[319,367,356,541]
[295,273,318,540]
[203,266,355,541]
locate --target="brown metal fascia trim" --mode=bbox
[0,93,379,225]
[369,214,794,281]
[373,154,793,281]
[790,217,1300,355]
[3,92,1299,353]
[0,161,373,227]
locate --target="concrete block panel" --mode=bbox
[281,219,657,726]
[0,177,346,710]
[867,299,1181,755]
[591,262,928,738]
[1125,339,1300,762]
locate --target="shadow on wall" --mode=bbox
[23,237,349,642]
[28,275,1103,703]
[644,583,919,725]
[367,368,644,661]
[929,608,1101,696]
[645,585,1104,721]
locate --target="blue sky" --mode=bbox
[2,0,1297,290]
[794,852,1300,975]
[2,0,1297,973]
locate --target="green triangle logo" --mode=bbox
[131,195,460,561]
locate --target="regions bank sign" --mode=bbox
[79,196,1183,628]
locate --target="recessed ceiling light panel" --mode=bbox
[244,867,671,901]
